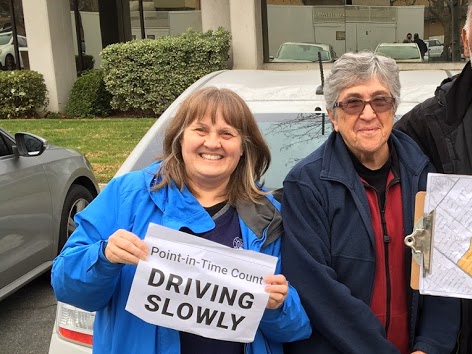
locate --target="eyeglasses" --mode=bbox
[333,96,395,115]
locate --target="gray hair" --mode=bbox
[464,3,472,35]
[324,51,400,114]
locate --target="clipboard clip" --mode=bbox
[404,210,435,275]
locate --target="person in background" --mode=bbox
[403,32,413,43]
[413,33,428,60]
[51,87,311,354]
[282,51,460,354]
[394,4,472,353]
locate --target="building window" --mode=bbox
[130,0,202,40]
[264,0,464,64]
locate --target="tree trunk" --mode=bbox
[451,2,463,61]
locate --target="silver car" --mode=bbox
[425,39,444,60]
[374,42,423,62]
[0,128,99,301]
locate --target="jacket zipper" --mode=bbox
[367,184,393,335]
[381,176,399,337]
[380,207,391,335]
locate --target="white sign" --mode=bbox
[126,223,278,342]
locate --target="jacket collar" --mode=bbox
[142,162,216,233]
[320,130,428,185]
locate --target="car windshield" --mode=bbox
[427,40,441,47]
[376,46,420,60]
[255,112,333,188]
[277,44,331,62]
[255,112,406,188]
[0,33,11,46]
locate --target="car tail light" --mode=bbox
[56,302,95,347]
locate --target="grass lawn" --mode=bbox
[1,118,156,184]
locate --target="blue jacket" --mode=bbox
[52,162,311,354]
[282,130,460,354]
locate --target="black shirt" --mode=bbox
[179,202,245,354]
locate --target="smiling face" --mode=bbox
[181,110,243,192]
[328,78,394,169]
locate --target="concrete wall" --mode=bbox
[22,0,76,112]
[396,6,424,42]
[201,0,230,32]
[230,0,263,69]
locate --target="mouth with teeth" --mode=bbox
[200,153,223,160]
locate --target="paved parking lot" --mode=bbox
[0,273,56,354]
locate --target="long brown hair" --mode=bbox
[153,87,271,204]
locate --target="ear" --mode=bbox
[327,109,339,132]
[462,28,470,58]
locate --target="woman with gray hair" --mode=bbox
[282,51,460,354]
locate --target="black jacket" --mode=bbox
[414,38,427,58]
[394,62,472,354]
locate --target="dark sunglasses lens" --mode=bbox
[340,97,394,114]
[371,98,393,112]
[344,100,364,114]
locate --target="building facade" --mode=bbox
[11,0,466,112]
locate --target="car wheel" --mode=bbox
[4,54,15,71]
[58,184,94,253]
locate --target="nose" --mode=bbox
[360,101,377,118]
[203,131,221,148]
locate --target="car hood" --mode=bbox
[272,58,332,63]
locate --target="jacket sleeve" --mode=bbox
[281,178,399,353]
[258,236,312,342]
[413,295,460,354]
[51,177,127,312]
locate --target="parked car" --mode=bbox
[0,31,27,70]
[0,21,12,33]
[424,38,444,60]
[0,129,99,301]
[48,68,458,353]
[374,42,423,62]
[271,42,337,62]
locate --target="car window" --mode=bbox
[376,46,421,60]
[17,37,27,47]
[277,44,331,61]
[0,131,12,156]
[255,112,333,188]
[0,33,11,46]
[0,137,9,156]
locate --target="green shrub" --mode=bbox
[66,69,112,117]
[0,70,48,118]
[101,27,231,116]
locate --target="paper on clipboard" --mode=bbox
[406,173,472,299]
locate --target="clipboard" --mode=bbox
[404,192,434,290]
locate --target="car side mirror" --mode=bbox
[14,132,47,157]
